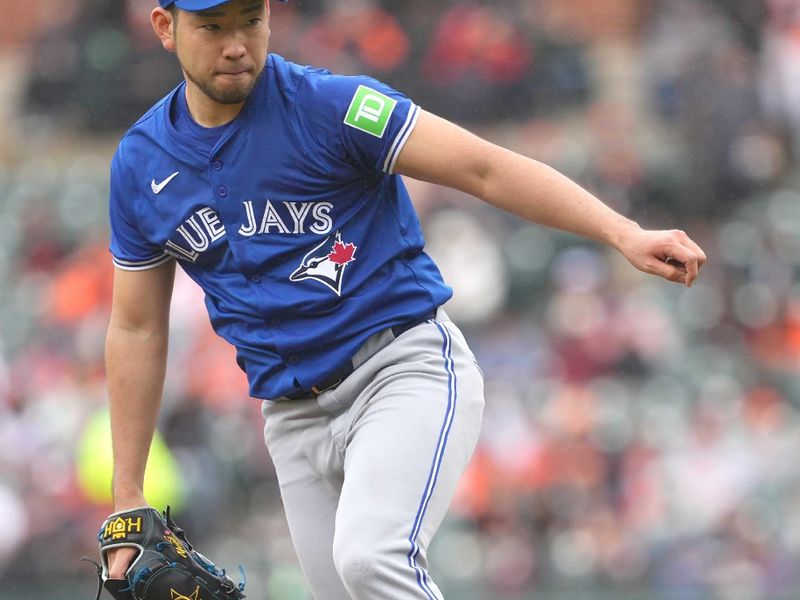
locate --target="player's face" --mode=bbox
[172,0,270,105]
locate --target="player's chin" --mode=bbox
[211,81,255,104]
[214,70,254,88]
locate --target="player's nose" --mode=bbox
[221,31,247,61]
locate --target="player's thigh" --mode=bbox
[262,399,350,600]
[334,320,484,552]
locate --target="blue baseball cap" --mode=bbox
[159,0,286,10]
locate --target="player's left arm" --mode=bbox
[394,110,707,286]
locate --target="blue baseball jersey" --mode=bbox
[109,54,452,400]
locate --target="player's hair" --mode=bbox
[167,5,178,28]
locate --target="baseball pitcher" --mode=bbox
[99,1,707,599]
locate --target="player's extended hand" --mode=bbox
[106,494,151,580]
[616,226,707,287]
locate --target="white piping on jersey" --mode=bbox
[112,254,172,271]
[383,104,421,175]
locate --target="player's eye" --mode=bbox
[247,17,262,26]
[200,23,222,32]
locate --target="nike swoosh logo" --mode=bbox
[151,171,179,195]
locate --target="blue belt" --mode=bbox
[286,309,438,400]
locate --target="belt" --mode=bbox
[285,309,437,400]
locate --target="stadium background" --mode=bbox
[1,0,799,598]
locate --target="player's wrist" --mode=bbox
[111,487,148,512]
[603,216,642,254]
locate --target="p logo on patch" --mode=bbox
[344,85,397,138]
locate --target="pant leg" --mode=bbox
[329,318,484,600]
[262,398,351,600]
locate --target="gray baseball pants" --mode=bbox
[261,308,484,599]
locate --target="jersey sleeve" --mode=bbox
[108,147,172,271]
[294,70,420,175]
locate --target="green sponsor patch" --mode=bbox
[343,85,397,138]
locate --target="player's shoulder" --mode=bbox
[266,53,321,88]
[303,67,389,102]
[269,54,393,105]
[265,53,343,102]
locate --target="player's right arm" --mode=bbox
[104,259,176,578]
[394,111,706,286]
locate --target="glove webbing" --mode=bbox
[80,556,105,600]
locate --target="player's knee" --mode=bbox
[332,535,392,589]
[333,550,377,589]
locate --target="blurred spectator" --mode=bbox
[760,0,800,155]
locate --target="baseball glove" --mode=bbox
[84,506,246,600]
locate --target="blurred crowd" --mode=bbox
[2,0,800,599]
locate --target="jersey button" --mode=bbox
[250,274,262,283]
[288,355,299,365]
[212,160,223,171]
[217,186,227,197]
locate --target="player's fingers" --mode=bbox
[642,257,687,284]
[107,547,138,579]
[664,257,687,273]
[663,242,700,287]
[674,230,708,267]
[671,250,698,287]
[665,266,688,285]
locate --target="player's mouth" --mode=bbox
[216,68,253,79]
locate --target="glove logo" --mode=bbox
[93,509,244,600]
[103,516,142,540]
[290,231,357,296]
[164,530,189,558]
[170,586,200,600]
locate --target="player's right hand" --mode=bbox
[107,546,139,579]
[106,493,150,579]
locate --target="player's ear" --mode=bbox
[151,7,177,53]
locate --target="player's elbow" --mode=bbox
[106,316,169,347]
[467,142,511,203]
